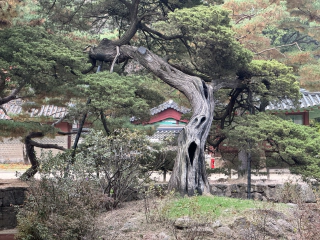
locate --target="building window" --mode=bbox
[285,114,303,125]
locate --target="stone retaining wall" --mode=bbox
[0,187,27,230]
[210,182,317,203]
[0,182,318,230]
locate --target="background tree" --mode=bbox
[79,72,164,135]
[0,25,89,178]
[225,113,320,180]
[206,0,320,177]
[223,0,320,89]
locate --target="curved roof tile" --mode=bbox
[0,101,67,120]
[266,89,320,111]
[150,99,190,115]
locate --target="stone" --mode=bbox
[0,207,16,230]
[300,184,316,203]
[253,192,263,201]
[210,185,225,196]
[277,219,294,233]
[211,220,222,229]
[230,185,239,193]
[120,218,138,232]
[215,226,234,238]
[255,184,267,193]
[0,187,27,230]
[264,218,284,238]
[286,203,298,208]
[231,217,250,229]
[187,226,214,235]
[158,232,170,240]
[142,232,171,240]
[174,216,195,229]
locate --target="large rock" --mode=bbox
[300,184,316,203]
[174,216,197,229]
[214,226,234,239]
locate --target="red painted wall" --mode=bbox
[148,108,188,124]
[49,122,73,149]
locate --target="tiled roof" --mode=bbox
[0,101,67,120]
[147,125,185,142]
[147,129,182,142]
[150,99,190,115]
[266,89,320,112]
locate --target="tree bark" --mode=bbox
[21,132,67,179]
[238,149,248,179]
[101,45,215,195]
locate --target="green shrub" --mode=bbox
[16,151,104,240]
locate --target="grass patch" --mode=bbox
[166,195,286,220]
[0,163,30,170]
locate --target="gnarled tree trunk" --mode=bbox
[21,132,67,179]
[91,44,214,195]
[168,92,214,195]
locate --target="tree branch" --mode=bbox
[139,23,184,40]
[29,139,67,151]
[0,83,25,105]
[255,42,302,56]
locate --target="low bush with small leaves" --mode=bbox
[16,129,157,240]
[15,151,104,240]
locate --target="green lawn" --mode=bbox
[0,163,30,171]
[166,195,287,220]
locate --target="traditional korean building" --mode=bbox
[2,89,320,163]
[0,100,72,163]
[266,89,320,125]
[142,99,190,142]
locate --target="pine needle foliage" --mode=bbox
[225,113,320,180]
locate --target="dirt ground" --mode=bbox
[0,179,28,189]
[95,199,171,240]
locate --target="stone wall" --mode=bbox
[210,182,317,203]
[0,136,69,163]
[0,187,28,230]
[0,182,317,230]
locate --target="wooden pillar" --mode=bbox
[67,123,72,149]
[303,111,309,125]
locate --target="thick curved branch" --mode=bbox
[139,23,184,40]
[207,134,226,149]
[0,83,25,105]
[29,139,67,151]
[119,45,206,109]
[21,131,66,179]
[168,63,212,82]
[112,0,141,46]
[57,131,76,135]
[255,42,302,57]
[213,88,242,128]
[212,78,244,91]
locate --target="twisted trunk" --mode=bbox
[21,132,67,179]
[100,45,214,195]
[169,91,213,195]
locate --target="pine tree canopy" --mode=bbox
[225,113,320,180]
[0,26,87,106]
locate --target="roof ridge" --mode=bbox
[150,99,190,115]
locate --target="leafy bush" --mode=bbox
[79,129,156,208]
[16,128,157,239]
[16,152,104,240]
